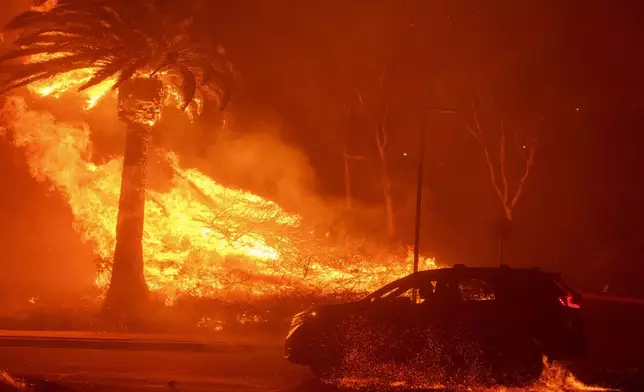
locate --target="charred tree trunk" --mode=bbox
[375,123,395,238]
[103,77,163,321]
[380,158,395,237]
[103,122,151,316]
[342,144,365,212]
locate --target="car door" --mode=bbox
[369,275,447,364]
[361,278,421,363]
[447,275,502,343]
[402,278,445,362]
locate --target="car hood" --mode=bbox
[310,300,367,316]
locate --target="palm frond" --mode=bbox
[0,45,102,64]
[77,58,128,91]
[15,25,119,46]
[0,74,49,95]
[204,69,234,110]
[110,57,148,91]
[14,32,71,46]
[0,60,100,93]
[0,0,236,115]
[3,11,46,31]
[175,64,196,110]
[150,51,179,76]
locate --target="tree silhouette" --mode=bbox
[464,100,543,265]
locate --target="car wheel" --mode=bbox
[489,336,544,387]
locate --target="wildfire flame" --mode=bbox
[25,54,115,110]
[1,57,439,302]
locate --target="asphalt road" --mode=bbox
[0,339,313,392]
[0,318,641,392]
[0,339,626,392]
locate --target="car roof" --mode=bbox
[414,265,562,280]
[364,265,564,300]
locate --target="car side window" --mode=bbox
[368,276,440,304]
[417,281,438,304]
[377,281,424,303]
[457,278,496,301]
[372,286,400,302]
[397,286,425,304]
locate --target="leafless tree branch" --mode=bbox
[465,102,505,205]
[510,139,537,209]
[465,102,542,222]
[499,124,509,205]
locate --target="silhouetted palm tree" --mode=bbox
[0,0,235,320]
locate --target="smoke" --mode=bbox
[191,126,330,222]
[1,0,339,231]
[148,105,337,228]
[0,128,96,308]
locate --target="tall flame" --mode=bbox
[2,60,439,302]
[25,54,115,110]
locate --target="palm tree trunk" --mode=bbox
[102,77,163,321]
[103,122,151,318]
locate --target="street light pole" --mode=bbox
[412,124,425,276]
[412,109,456,275]
[411,108,455,304]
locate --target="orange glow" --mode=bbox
[25,54,115,110]
[25,54,200,115]
[31,0,58,12]
[2,59,440,302]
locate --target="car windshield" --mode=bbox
[363,275,418,301]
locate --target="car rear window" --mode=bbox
[495,272,570,302]
[457,278,497,301]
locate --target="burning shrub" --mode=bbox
[4,93,440,303]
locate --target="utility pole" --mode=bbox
[412,124,425,275]
[497,217,509,267]
[411,108,455,303]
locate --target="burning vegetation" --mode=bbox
[0,0,439,308]
[2,79,439,303]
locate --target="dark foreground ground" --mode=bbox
[0,296,642,392]
[0,339,615,392]
[0,343,310,392]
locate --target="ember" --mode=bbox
[332,357,615,392]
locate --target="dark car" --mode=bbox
[285,265,585,386]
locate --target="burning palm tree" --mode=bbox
[0,0,235,320]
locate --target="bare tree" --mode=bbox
[374,102,395,238]
[464,101,543,265]
[355,66,395,238]
[342,143,365,210]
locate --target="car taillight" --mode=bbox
[554,280,581,309]
[558,294,581,309]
